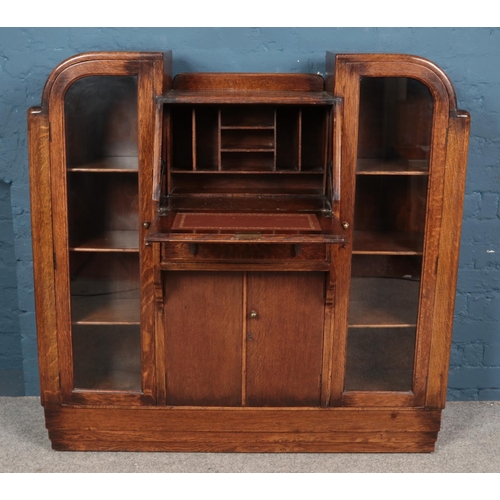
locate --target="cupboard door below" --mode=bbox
[164,271,243,406]
[246,272,325,406]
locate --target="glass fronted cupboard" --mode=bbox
[29,52,470,451]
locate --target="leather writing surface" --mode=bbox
[172,213,321,231]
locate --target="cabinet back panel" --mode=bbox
[221,106,275,127]
[351,254,422,279]
[196,107,219,169]
[276,107,300,170]
[354,175,428,234]
[301,107,328,171]
[171,106,193,170]
[65,76,138,167]
[67,172,139,246]
[170,172,324,195]
[357,77,433,161]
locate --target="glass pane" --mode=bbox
[65,76,141,392]
[345,77,433,392]
[73,326,141,391]
[65,76,138,170]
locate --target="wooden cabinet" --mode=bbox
[29,51,470,452]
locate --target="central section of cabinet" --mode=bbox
[164,271,325,407]
[146,73,345,410]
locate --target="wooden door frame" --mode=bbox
[329,54,461,407]
[44,52,166,405]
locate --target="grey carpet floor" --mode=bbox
[0,397,499,472]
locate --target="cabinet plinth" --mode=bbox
[29,51,470,452]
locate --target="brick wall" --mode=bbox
[0,27,498,399]
[0,181,24,395]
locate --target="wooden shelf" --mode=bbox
[348,277,420,327]
[221,126,275,130]
[70,231,139,252]
[356,158,428,175]
[71,296,140,325]
[170,169,324,175]
[353,230,423,255]
[159,90,337,105]
[67,156,138,172]
[220,148,274,153]
[74,370,142,392]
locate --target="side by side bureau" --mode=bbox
[28,51,470,452]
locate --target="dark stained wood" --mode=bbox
[31,51,469,452]
[46,54,163,406]
[28,109,61,406]
[163,272,243,406]
[45,406,442,433]
[353,230,423,255]
[161,242,327,262]
[49,430,438,446]
[146,211,346,244]
[246,272,325,406]
[172,73,325,91]
[331,53,457,409]
[43,405,441,451]
[162,194,333,213]
[160,261,331,272]
[426,112,471,409]
[50,439,436,452]
[160,90,336,105]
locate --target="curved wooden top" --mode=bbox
[333,53,459,111]
[40,51,165,112]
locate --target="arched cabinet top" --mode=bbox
[331,53,461,115]
[40,51,167,113]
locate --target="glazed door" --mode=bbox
[48,54,164,404]
[332,55,453,407]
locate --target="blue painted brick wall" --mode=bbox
[0,181,25,395]
[0,27,498,399]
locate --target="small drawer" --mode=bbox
[161,243,328,262]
